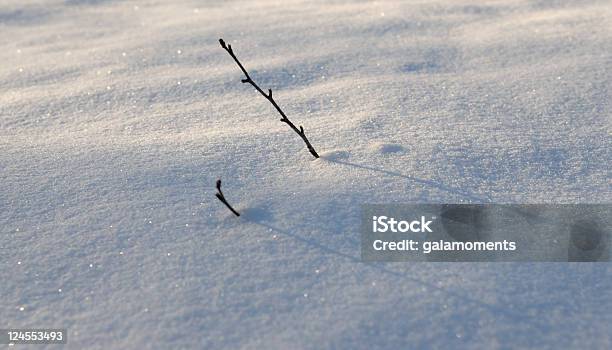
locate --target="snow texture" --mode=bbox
[1,0,611,349]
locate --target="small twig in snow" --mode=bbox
[219,38,320,159]
[215,179,240,217]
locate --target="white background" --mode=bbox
[1,0,611,348]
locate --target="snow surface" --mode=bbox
[1,0,611,348]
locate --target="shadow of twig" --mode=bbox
[328,158,492,203]
[248,217,546,332]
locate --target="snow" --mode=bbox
[1,0,611,349]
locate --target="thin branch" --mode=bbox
[219,38,320,159]
[215,179,240,217]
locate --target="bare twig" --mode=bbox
[219,38,320,159]
[215,179,240,216]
